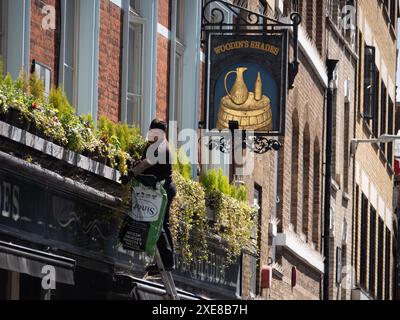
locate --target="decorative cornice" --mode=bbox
[276,229,325,273]
[279,16,328,88]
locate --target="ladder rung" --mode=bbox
[154,248,180,300]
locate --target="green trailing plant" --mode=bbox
[210,190,254,264]
[171,169,253,265]
[170,171,209,263]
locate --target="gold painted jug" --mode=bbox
[224,67,249,105]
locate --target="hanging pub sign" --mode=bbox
[207,33,288,136]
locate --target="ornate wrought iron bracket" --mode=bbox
[201,0,301,88]
[207,135,282,155]
[248,137,282,154]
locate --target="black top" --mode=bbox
[142,141,174,187]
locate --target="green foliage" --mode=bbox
[13,70,45,101]
[114,121,146,160]
[98,115,115,137]
[49,87,74,115]
[15,70,30,94]
[80,113,95,130]
[210,190,253,264]
[0,73,147,175]
[199,169,218,193]
[235,185,248,202]
[170,171,209,263]
[125,125,146,161]
[171,170,253,265]
[217,168,230,195]
[3,73,13,88]
[199,168,248,201]
[48,88,85,151]
[29,73,45,101]
[33,104,68,145]
[96,116,146,170]
[173,148,192,180]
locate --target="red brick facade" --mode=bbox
[98,0,123,123]
[156,35,170,122]
[30,0,60,88]
[158,0,171,30]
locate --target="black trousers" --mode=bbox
[157,183,177,268]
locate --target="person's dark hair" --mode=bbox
[150,119,167,133]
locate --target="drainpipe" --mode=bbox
[323,59,339,301]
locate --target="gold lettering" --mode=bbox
[213,40,280,55]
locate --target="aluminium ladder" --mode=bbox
[151,248,180,300]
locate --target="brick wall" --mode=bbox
[273,51,325,300]
[158,0,171,30]
[156,35,170,122]
[98,0,123,123]
[30,0,60,89]
[325,18,358,300]
[353,0,397,300]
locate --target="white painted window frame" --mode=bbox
[169,0,186,139]
[174,42,185,133]
[127,15,145,126]
[59,0,100,119]
[4,0,30,80]
[129,0,139,12]
[59,0,79,107]
[175,0,185,41]
[121,0,157,131]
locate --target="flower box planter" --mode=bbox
[82,149,108,165]
[0,111,6,122]
[1,107,32,132]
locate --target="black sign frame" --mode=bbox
[201,0,301,139]
[206,32,289,136]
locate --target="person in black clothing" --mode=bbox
[121,119,176,275]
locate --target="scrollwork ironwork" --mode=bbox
[249,137,282,154]
[208,136,232,153]
[202,0,301,88]
[202,0,298,30]
[207,135,281,155]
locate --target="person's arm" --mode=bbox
[132,159,153,176]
